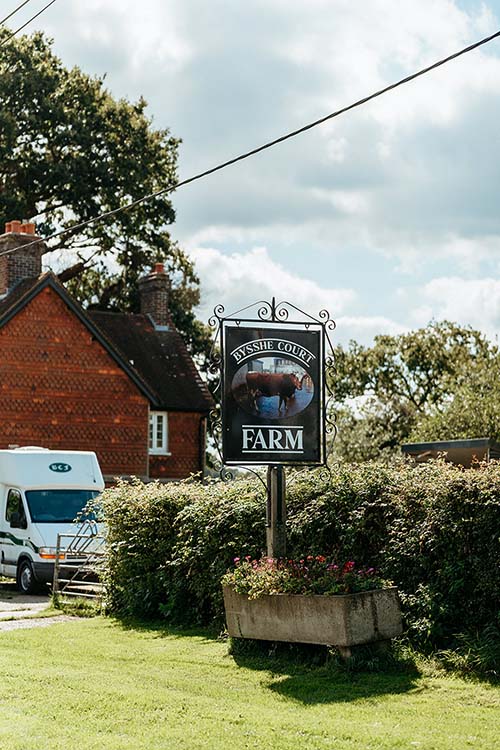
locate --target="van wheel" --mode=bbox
[17,560,38,594]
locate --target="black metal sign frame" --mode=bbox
[208,298,336,477]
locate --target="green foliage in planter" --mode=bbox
[222,557,389,598]
[98,461,500,659]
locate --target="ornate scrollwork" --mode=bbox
[273,302,290,321]
[208,405,221,436]
[318,309,337,331]
[218,464,235,482]
[256,300,274,321]
[318,464,332,482]
[208,304,225,329]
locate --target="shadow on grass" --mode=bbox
[110,615,222,643]
[267,669,420,704]
[230,639,422,704]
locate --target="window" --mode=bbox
[149,412,169,455]
[25,490,100,523]
[5,489,27,529]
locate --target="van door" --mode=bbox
[0,488,30,578]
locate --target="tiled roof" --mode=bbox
[0,274,212,412]
[88,311,214,412]
[0,277,40,319]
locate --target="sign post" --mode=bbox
[266,465,286,558]
[209,298,335,558]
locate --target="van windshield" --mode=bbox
[25,490,100,523]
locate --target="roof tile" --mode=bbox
[88,311,214,412]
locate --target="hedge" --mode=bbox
[98,461,500,651]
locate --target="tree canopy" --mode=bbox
[0,29,211,359]
[412,356,500,443]
[332,321,498,461]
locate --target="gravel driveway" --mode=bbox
[0,581,72,631]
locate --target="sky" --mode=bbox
[10,0,500,345]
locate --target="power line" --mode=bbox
[0,0,59,47]
[2,26,500,260]
[0,0,34,26]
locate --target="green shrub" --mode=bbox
[98,461,500,657]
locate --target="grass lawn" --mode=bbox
[0,618,498,750]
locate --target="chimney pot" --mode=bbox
[138,264,170,327]
[0,220,45,295]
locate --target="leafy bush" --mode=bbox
[98,477,265,622]
[98,461,500,660]
[437,623,500,678]
[222,557,389,598]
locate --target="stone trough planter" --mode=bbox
[223,585,403,658]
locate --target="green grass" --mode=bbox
[52,594,103,617]
[0,619,498,750]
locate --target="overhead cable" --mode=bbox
[0,0,59,46]
[1,26,500,259]
[0,0,34,26]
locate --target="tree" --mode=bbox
[331,321,496,461]
[411,356,500,443]
[0,30,211,359]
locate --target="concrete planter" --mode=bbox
[223,585,403,657]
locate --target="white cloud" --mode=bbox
[190,245,403,344]
[311,188,371,215]
[48,0,192,73]
[191,245,353,317]
[336,316,407,343]
[413,276,500,338]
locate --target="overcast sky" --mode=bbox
[13,0,500,344]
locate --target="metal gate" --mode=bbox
[52,520,106,601]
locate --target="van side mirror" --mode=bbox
[10,511,27,530]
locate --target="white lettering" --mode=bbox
[242,428,255,449]
[241,425,304,453]
[268,429,284,450]
[230,338,316,366]
[253,429,267,449]
[285,430,303,450]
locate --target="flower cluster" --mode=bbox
[222,555,390,599]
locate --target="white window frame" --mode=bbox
[149,411,169,455]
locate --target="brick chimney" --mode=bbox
[138,262,171,328]
[0,221,45,297]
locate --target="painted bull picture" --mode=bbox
[246,371,307,413]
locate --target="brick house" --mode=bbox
[0,222,214,482]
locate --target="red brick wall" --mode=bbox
[149,412,205,479]
[0,286,150,477]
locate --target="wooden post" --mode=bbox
[266,465,286,558]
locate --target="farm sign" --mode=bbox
[222,323,324,465]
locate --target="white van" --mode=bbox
[0,447,104,593]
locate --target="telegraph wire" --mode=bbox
[0,0,34,26]
[1,26,500,259]
[0,0,59,46]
